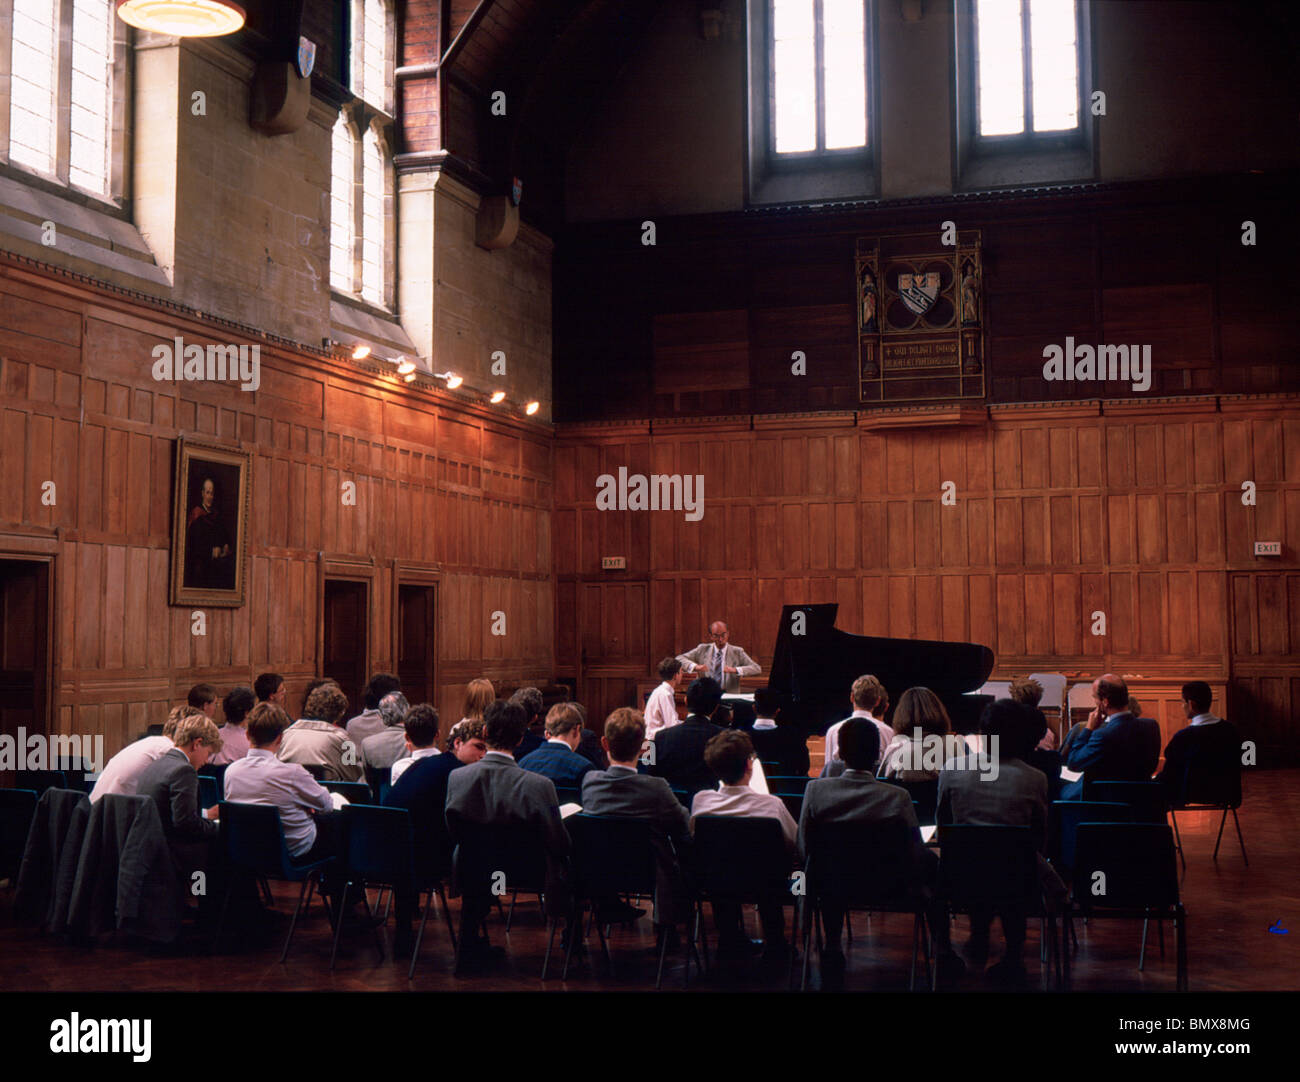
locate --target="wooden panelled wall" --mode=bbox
[0,258,553,758]
[554,398,1300,765]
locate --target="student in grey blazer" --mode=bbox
[676,621,761,694]
[581,707,691,927]
[135,716,223,845]
[445,699,571,965]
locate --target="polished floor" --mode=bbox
[1,770,1294,993]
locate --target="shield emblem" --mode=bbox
[511,177,523,206]
[296,36,316,79]
[898,271,940,316]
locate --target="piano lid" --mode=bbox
[768,603,995,731]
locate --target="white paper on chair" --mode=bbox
[920,825,937,844]
[330,791,349,810]
[1059,767,1082,783]
[559,802,583,819]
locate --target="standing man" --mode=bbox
[676,621,761,695]
[645,658,686,738]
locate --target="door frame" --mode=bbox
[317,553,376,687]
[0,530,57,736]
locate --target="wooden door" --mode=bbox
[0,560,49,784]
[397,583,436,706]
[322,578,368,719]
[576,580,649,728]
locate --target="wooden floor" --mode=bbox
[1,770,1295,994]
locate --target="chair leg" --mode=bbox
[541,916,559,980]
[1139,914,1148,971]
[908,912,920,992]
[409,888,433,980]
[1061,909,1071,989]
[801,902,814,992]
[1212,807,1229,860]
[506,889,518,931]
[329,877,350,970]
[695,903,709,976]
[258,875,274,907]
[1157,917,1165,958]
[1176,906,1188,991]
[282,873,315,964]
[211,882,234,954]
[562,906,580,980]
[1231,807,1248,865]
[845,909,853,944]
[655,923,670,990]
[1040,916,1047,963]
[1170,811,1186,873]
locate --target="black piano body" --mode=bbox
[767,603,995,735]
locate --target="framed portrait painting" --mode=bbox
[170,438,251,607]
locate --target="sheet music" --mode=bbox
[1059,767,1082,783]
[330,791,349,810]
[749,757,769,795]
[559,802,583,819]
[920,824,937,844]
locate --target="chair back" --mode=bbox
[669,787,692,810]
[447,816,548,895]
[1027,673,1067,711]
[1072,823,1180,912]
[759,760,783,774]
[0,789,39,881]
[1177,743,1242,808]
[198,774,220,809]
[766,775,810,795]
[302,764,327,782]
[1048,800,1131,870]
[938,824,1038,911]
[341,804,417,885]
[364,765,391,802]
[880,776,939,825]
[16,770,67,795]
[323,780,373,805]
[806,819,919,909]
[1084,780,1167,823]
[691,815,790,902]
[218,801,297,878]
[553,784,582,807]
[566,814,657,900]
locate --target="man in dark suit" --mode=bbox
[748,687,810,778]
[518,703,598,791]
[445,699,572,968]
[1156,681,1241,806]
[1061,674,1159,799]
[582,707,691,933]
[650,677,724,796]
[570,701,609,770]
[383,717,487,952]
[798,718,960,986]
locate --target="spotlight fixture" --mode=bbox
[433,370,464,389]
[115,0,246,37]
[490,391,506,404]
[396,359,416,376]
[403,372,417,383]
[351,344,371,361]
[525,401,540,416]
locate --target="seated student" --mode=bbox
[445,700,572,968]
[879,687,965,781]
[345,673,402,746]
[691,730,797,965]
[225,703,339,863]
[518,702,598,789]
[90,705,203,803]
[644,657,685,739]
[188,683,219,720]
[136,714,223,844]
[279,684,363,782]
[1010,681,1063,799]
[389,704,442,785]
[748,687,810,778]
[570,701,609,770]
[384,715,488,950]
[651,677,725,796]
[361,692,411,770]
[212,686,256,765]
[510,687,547,759]
[822,675,893,779]
[582,708,691,934]
[1156,681,1241,805]
[799,718,960,984]
[254,671,287,706]
[1061,675,1159,799]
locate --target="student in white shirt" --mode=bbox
[691,729,797,963]
[644,657,685,738]
[212,686,256,765]
[821,674,893,777]
[388,703,442,784]
[89,704,204,803]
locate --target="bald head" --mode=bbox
[709,621,729,646]
[1092,673,1129,714]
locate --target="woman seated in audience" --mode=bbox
[879,687,965,781]
[459,677,495,729]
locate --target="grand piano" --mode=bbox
[767,603,995,735]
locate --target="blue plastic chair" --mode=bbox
[323,780,373,805]
[331,804,454,978]
[16,771,67,795]
[0,789,39,884]
[214,801,335,961]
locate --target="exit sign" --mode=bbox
[601,556,627,570]
[1254,541,1282,556]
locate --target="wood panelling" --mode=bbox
[0,260,553,758]
[555,399,1300,762]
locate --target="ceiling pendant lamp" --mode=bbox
[115,1,246,38]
